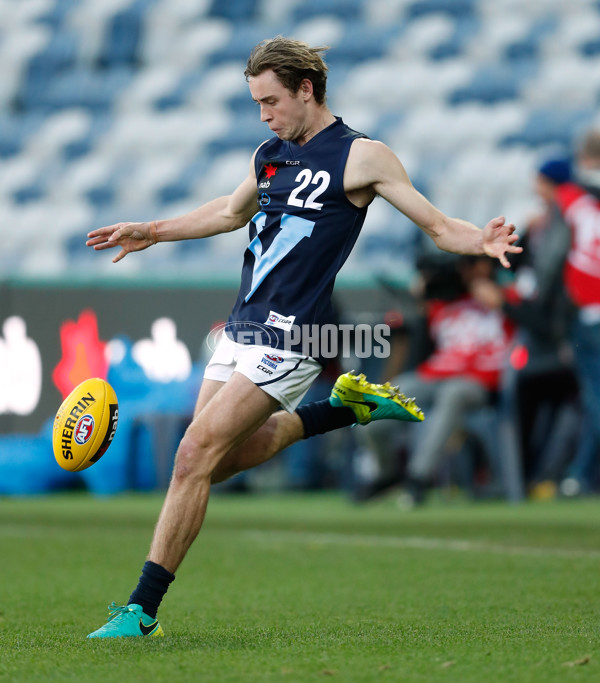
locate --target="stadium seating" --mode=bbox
[0,0,599,281]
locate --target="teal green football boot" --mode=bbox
[87,602,164,639]
[330,372,425,425]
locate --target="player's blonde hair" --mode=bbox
[245,36,329,105]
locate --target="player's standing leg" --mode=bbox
[87,373,280,638]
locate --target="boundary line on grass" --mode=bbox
[2,524,598,560]
[243,529,600,560]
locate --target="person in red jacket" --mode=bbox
[470,157,578,495]
[555,129,600,496]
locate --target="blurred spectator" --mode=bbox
[354,254,515,505]
[471,157,579,497]
[555,129,600,496]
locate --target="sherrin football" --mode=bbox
[53,378,119,472]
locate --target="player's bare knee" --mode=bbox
[172,432,226,483]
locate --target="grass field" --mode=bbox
[1,492,599,682]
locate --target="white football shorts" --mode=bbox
[203,333,322,412]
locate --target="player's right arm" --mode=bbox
[86,151,261,263]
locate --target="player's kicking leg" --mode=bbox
[212,371,424,482]
[87,371,423,638]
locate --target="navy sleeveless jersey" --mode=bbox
[227,117,368,359]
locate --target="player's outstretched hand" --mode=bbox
[482,216,522,268]
[86,221,158,263]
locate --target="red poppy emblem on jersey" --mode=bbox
[264,164,277,179]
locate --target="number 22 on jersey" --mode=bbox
[287,169,330,210]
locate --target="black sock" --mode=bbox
[296,399,357,439]
[128,560,175,619]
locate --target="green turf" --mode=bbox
[1,492,599,682]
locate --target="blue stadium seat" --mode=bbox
[206,112,270,156]
[153,72,205,111]
[62,139,94,159]
[502,15,557,62]
[226,90,259,116]
[291,0,364,23]
[580,38,600,57]
[207,0,258,22]
[158,182,190,204]
[407,0,475,20]
[17,30,80,109]
[97,0,157,67]
[429,16,480,60]
[31,66,134,113]
[0,113,45,158]
[370,112,406,144]
[36,0,80,29]
[326,63,354,93]
[500,108,597,149]
[526,14,559,45]
[62,113,113,160]
[503,40,538,62]
[86,185,117,209]
[13,185,46,205]
[205,24,293,67]
[25,30,79,80]
[448,63,530,105]
[157,157,211,204]
[65,232,91,259]
[327,22,397,64]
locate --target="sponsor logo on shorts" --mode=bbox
[257,364,274,375]
[260,357,278,370]
[74,414,95,445]
[264,354,284,363]
[265,311,296,332]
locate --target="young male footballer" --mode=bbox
[86,37,521,638]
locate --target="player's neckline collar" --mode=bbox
[287,117,343,155]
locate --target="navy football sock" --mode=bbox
[128,560,175,619]
[296,399,357,439]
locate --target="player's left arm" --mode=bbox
[346,139,522,268]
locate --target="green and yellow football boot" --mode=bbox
[330,372,424,425]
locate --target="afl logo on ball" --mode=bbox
[74,415,95,445]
